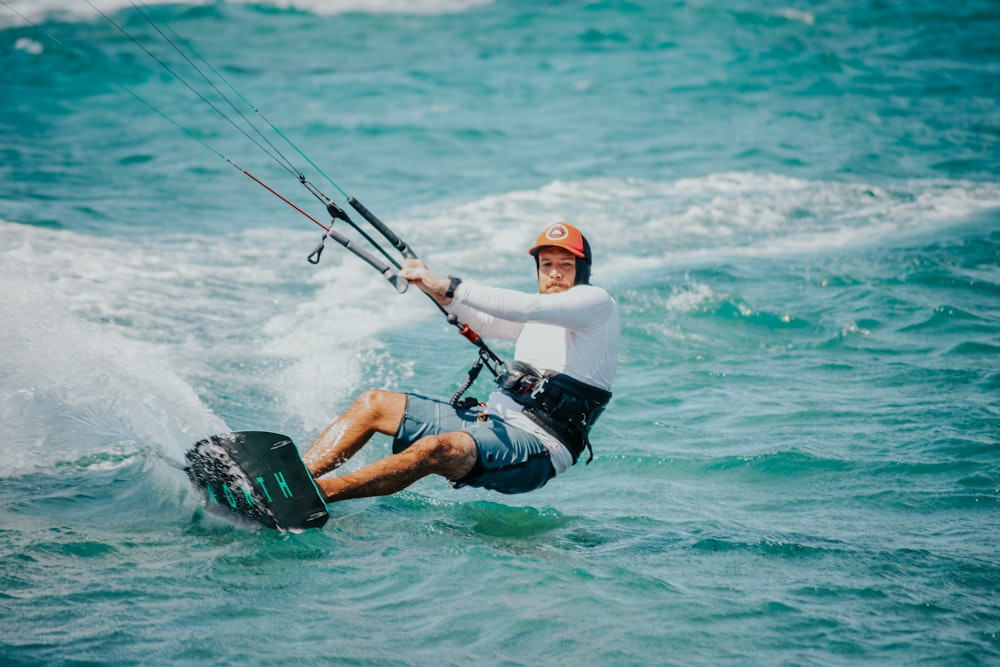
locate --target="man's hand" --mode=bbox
[400,259,453,304]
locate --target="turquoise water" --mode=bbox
[2,1,999,664]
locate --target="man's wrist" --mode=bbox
[445,276,462,299]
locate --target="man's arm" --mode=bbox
[453,282,614,331]
[399,259,452,306]
[399,259,523,339]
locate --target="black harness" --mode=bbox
[497,362,612,465]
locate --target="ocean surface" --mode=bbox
[2,1,999,664]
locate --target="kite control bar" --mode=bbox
[306,196,509,393]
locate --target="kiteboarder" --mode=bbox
[302,222,619,502]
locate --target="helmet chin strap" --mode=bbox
[575,261,591,285]
[577,235,593,284]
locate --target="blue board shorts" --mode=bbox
[392,394,556,495]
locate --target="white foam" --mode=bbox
[14,36,43,54]
[243,0,493,15]
[403,173,1000,281]
[0,0,491,27]
[0,0,184,27]
[0,254,226,474]
[258,253,427,430]
[778,8,815,25]
[0,221,307,471]
[0,219,430,453]
[2,171,995,469]
[665,276,717,313]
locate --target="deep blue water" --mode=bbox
[1,1,999,664]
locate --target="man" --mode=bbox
[302,222,619,503]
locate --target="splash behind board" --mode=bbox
[185,431,328,531]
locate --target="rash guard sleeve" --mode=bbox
[451,283,615,330]
[447,282,618,391]
[444,293,524,340]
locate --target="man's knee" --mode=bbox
[355,388,395,411]
[411,432,478,479]
[354,389,406,432]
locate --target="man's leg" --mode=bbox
[302,389,407,478]
[313,431,478,503]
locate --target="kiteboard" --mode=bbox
[184,431,329,531]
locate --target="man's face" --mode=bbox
[537,246,578,294]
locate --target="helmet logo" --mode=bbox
[546,224,570,241]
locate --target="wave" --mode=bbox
[0,0,493,28]
[702,450,854,477]
[0,219,429,447]
[0,256,226,475]
[1,170,994,462]
[401,173,1000,280]
[690,535,845,558]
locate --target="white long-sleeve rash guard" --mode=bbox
[446,282,619,474]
